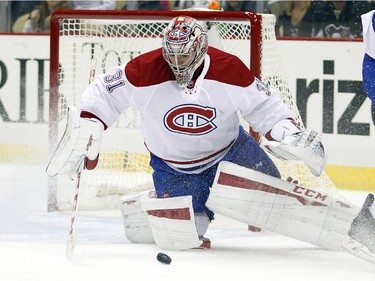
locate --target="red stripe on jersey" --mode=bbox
[146,138,235,165]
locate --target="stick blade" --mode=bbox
[66,234,77,259]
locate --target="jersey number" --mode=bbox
[104,70,125,93]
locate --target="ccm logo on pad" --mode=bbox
[164,104,217,135]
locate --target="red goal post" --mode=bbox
[48,10,337,212]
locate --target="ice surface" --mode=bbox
[0,164,374,281]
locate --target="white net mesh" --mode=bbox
[49,12,337,211]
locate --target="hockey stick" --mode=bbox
[65,58,97,260]
[66,157,85,259]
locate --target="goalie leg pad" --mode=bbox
[120,191,155,243]
[142,195,201,250]
[206,161,359,251]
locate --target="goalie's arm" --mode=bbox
[262,119,327,177]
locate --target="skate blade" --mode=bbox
[343,236,375,265]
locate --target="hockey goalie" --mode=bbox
[46,15,375,263]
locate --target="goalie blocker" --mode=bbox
[46,105,104,177]
[206,161,375,264]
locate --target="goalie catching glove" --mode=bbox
[46,105,104,177]
[263,119,327,177]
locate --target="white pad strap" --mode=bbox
[142,195,201,250]
[46,105,104,177]
[263,128,327,176]
[206,161,359,251]
[120,191,155,243]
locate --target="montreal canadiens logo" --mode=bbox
[164,104,217,135]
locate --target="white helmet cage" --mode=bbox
[162,16,209,88]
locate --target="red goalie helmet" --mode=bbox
[162,16,208,88]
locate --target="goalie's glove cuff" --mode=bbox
[263,129,327,177]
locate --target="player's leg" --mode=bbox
[220,126,281,232]
[206,161,375,263]
[120,155,214,250]
[149,126,280,239]
[150,154,214,237]
[151,156,214,217]
[120,189,205,250]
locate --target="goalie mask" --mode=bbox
[162,16,208,88]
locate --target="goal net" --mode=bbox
[48,10,337,212]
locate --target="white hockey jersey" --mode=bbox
[80,47,292,172]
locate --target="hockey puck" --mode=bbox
[156,252,172,265]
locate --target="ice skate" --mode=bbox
[197,236,211,249]
[344,194,375,264]
[349,193,375,252]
